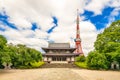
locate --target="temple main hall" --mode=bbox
[42,43,79,63]
[42,10,83,63]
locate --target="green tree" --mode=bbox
[0,35,43,69]
[87,20,120,69]
[0,35,8,68]
[0,35,7,50]
[94,20,120,53]
[86,51,108,69]
[13,44,42,68]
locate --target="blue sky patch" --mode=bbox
[47,16,58,33]
[82,7,114,30]
[31,23,38,31]
[0,11,18,30]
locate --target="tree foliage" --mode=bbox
[86,51,108,69]
[0,35,43,69]
[94,20,120,53]
[0,35,7,50]
[86,20,120,69]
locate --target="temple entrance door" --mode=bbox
[52,56,66,61]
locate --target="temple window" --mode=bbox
[49,50,53,53]
[66,51,70,53]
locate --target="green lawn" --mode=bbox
[75,62,88,69]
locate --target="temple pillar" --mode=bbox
[67,57,71,63]
[48,57,52,62]
[44,57,47,61]
[71,57,75,62]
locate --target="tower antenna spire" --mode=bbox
[74,9,83,55]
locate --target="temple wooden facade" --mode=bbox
[42,43,79,63]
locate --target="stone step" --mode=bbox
[51,61,68,64]
[41,63,79,68]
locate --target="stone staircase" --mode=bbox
[41,62,78,68]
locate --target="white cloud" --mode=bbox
[109,7,120,23]
[104,0,120,28]
[34,29,48,39]
[0,26,48,51]
[9,16,32,30]
[84,0,120,16]
[80,21,98,56]
[108,0,120,8]
[1,0,117,55]
[85,0,111,15]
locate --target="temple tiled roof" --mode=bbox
[42,47,76,53]
[42,53,79,56]
[42,47,76,50]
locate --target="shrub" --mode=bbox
[30,61,44,68]
[75,55,86,62]
[86,51,108,70]
[75,62,87,69]
[16,62,44,69]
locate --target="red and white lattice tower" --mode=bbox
[74,9,84,55]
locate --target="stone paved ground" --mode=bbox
[0,68,84,80]
[0,68,120,80]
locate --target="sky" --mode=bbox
[0,0,120,56]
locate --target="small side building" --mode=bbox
[111,61,119,70]
[42,43,79,63]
